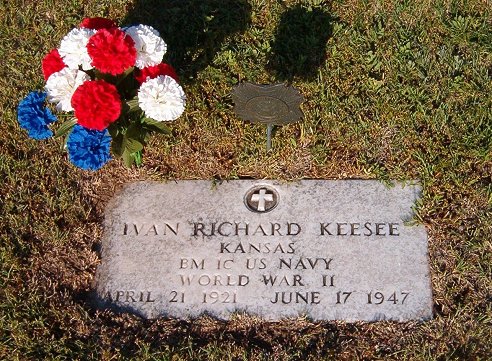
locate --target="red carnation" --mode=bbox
[87,28,137,75]
[134,63,179,84]
[41,49,66,80]
[71,80,121,131]
[80,17,117,30]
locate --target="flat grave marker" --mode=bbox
[94,180,433,321]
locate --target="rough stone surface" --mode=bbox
[94,180,433,321]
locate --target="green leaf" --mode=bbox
[122,149,134,167]
[126,121,143,140]
[107,123,119,138]
[124,137,144,153]
[54,118,76,138]
[141,117,172,134]
[94,69,115,83]
[111,134,125,157]
[126,97,140,113]
[116,66,135,85]
[133,150,143,167]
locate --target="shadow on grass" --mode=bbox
[123,0,251,81]
[268,4,334,81]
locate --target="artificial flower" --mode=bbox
[67,124,111,170]
[87,27,137,75]
[45,68,91,112]
[71,80,121,130]
[41,49,66,81]
[134,63,178,84]
[18,18,185,170]
[138,75,185,121]
[80,17,117,30]
[58,28,96,70]
[125,25,167,69]
[17,91,57,140]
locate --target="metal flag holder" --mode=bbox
[232,83,304,151]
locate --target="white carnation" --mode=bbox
[138,75,185,121]
[45,68,90,112]
[125,25,167,69]
[58,28,96,70]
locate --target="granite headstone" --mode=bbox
[94,180,433,321]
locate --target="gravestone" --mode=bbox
[94,180,433,321]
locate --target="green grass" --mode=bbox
[1,0,491,359]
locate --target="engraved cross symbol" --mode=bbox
[250,188,274,212]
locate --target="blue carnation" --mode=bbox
[67,125,112,170]
[17,91,57,140]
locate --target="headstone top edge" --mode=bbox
[108,178,423,187]
[104,179,423,208]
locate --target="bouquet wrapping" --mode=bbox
[17,17,186,170]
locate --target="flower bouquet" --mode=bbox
[17,17,186,170]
